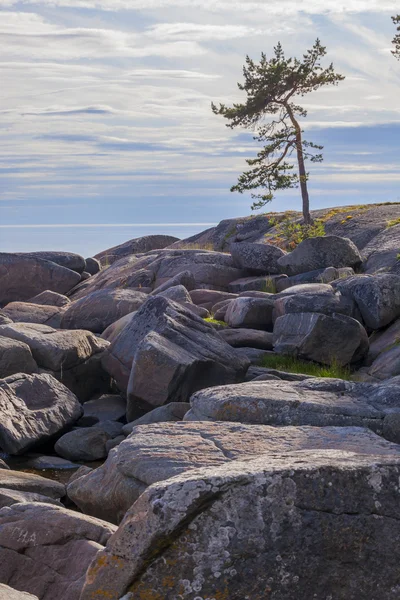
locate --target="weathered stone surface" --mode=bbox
[78,394,126,426]
[273,289,360,322]
[60,289,147,333]
[0,489,62,509]
[0,373,82,454]
[0,469,65,499]
[156,284,192,304]
[94,420,124,438]
[0,584,39,599]
[278,235,362,276]
[334,274,400,329]
[0,337,38,379]
[189,289,237,311]
[228,274,286,293]
[81,448,400,600]
[0,502,116,600]
[28,290,71,307]
[225,296,275,330]
[219,328,274,350]
[366,345,400,381]
[275,266,353,291]
[0,323,108,372]
[0,302,65,328]
[18,251,86,274]
[94,234,179,265]
[122,403,190,435]
[68,421,400,525]
[55,428,110,461]
[152,250,247,291]
[150,270,196,294]
[102,297,249,419]
[0,253,81,305]
[369,318,400,361]
[84,257,101,276]
[273,312,369,365]
[100,312,135,343]
[185,378,400,436]
[230,242,286,274]
[276,282,334,297]
[362,222,400,273]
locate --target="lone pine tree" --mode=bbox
[393,15,400,59]
[212,40,344,224]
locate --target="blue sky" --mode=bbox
[0,0,400,255]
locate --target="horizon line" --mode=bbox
[0,223,217,229]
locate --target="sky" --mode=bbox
[1,0,400,255]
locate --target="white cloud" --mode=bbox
[146,23,282,41]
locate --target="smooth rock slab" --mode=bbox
[0,502,116,600]
[81,450,400,600]
[0,373,82,454]
[67,421,400,525]
[219,327,274,349]
[122,402,189,435]
[185,378,400,439]
[0,253,81,305]
[28,290,70,307]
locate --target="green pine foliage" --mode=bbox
[212,40,344,224]
[393,15,400,59]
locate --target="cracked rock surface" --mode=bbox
[81,449,400,600]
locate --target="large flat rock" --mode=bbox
[81,449,400,600]
[185,378,400,442]
[67,421,400,524]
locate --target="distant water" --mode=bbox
[0,223,217,257]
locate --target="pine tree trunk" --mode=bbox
[285,104,312,225]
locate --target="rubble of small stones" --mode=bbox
[1,207,400,599]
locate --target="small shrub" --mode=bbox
[259,353,351,380]
[268,217,325,250]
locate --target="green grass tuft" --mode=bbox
[204,317,227,327]
[259,353,352,380]
[387,217,400,228]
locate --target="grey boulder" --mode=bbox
[0,502,116,600]
[81,449,400,600]
[219,327,274,350]
[273,312,369,365]
[277,235,362,276]
[0,337,38,378]
[94,234,179,266]
[18,250,86,273]
[122,402,190,435]
[101,297,249,420]
[28,290,71,307]
[230,241,286,274]
[0,373,82,454]
[60,288,148,333]
[55,427,110,461]
[334,274,400,329]
[0,302,65,328]
[0,253,81,305]
[225,296,275,330]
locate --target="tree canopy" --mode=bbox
[212,40,344,223]
[393,15,400,59]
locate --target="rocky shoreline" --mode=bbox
[1,203,400,599]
